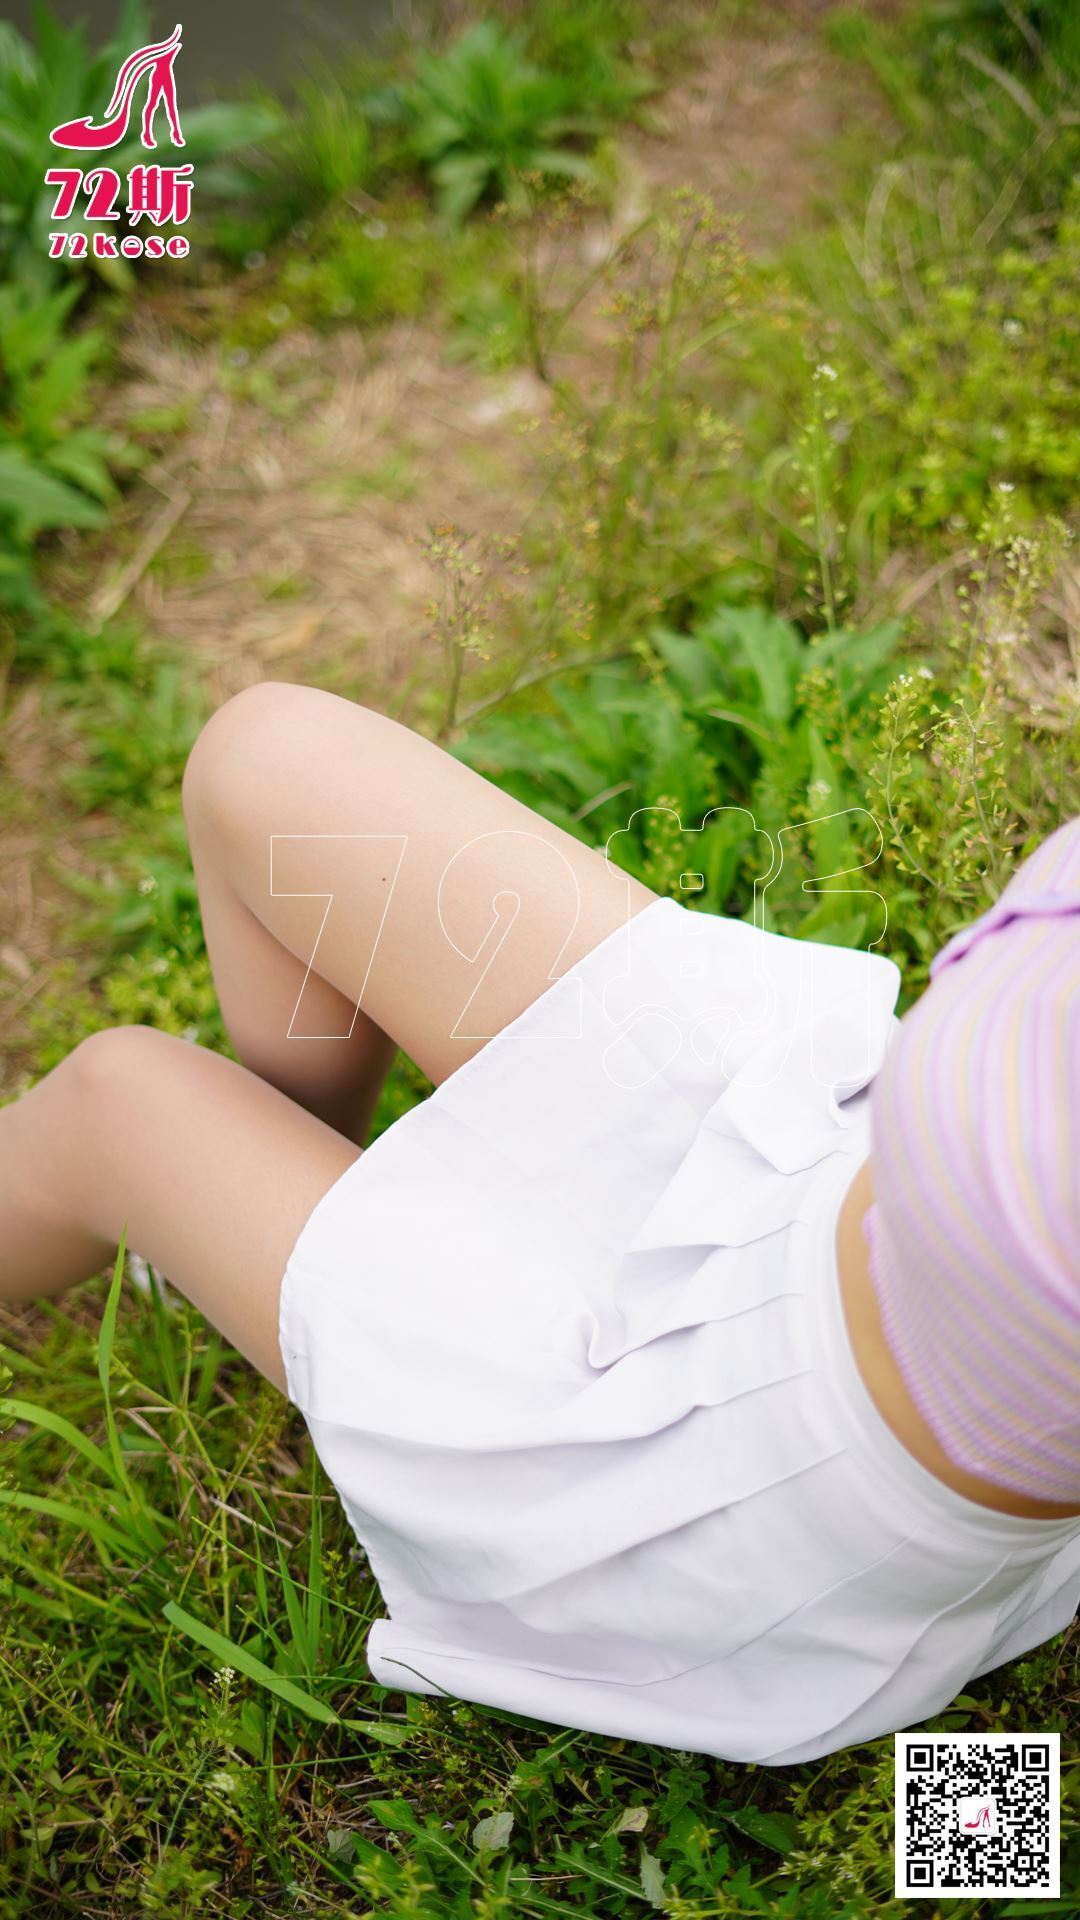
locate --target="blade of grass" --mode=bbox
[0,1561,147,1629]
[162,1597,340,1724]
[95,1230,171,1552]
[163,1599,411,1744]
[0,1396,118,1482]
[96,1231,139,1507]
[0,1487,132,1559]
[146,1261,182,1403]
[306,1462,324,1678]
[1,1577,76,1624]
[276,1536,313,1674]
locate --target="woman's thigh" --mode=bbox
[51,1025,359,1397]
[183,682,658,1086]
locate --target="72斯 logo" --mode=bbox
[45,22,192,261]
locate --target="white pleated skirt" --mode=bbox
[278,896,1080,1764]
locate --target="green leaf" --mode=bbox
[0,1548,146,1628]
[0,448,104,531]
[431,151,493,222]
[698,699,778,744]
[0,1396,116,1482]
[650,624,721,702]
[339,1716,414,1746]
[85,1239,173,1555]
[96,1235,138,1501]
[805,723,856,883]
[162,1599,340,1724]
[718,1804,800,1856]
[0,1487,133,1557]
[275,1539,311,1669]
[368,1797,423,1833]
[797,905,869,948]
[0,22,37,89]
[529,147,595,180]
[639,1844,668,1907]
[806,620,904,711]
[304,1476,325,1675]
[43,436,116,503]
[0,1577,74,1624]
[472,1810,514,1855]
[701,606,804,725]
[998,1904,1074,1916]
[166,100,283,154]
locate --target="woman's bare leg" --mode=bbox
[0,1025,356,1393]
[180,680,656,1090]
[1,681,656,1392]
[184,805,398,1148]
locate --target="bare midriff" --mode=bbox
[835,1157,1080,1522]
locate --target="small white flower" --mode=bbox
[1002,317,1023,339]
[997,480,1015,494]
[138,875,157,895]
[815,362,838,381]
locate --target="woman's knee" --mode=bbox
[182,684,408,902]
[182,681,313,833]
[184,680,385,828]
[47,1027,181,1233]
[67,1024,180,1108]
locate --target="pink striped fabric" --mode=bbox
[862,815,1080,1503]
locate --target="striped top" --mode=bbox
[862,815,1080,1504]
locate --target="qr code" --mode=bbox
[895,1732,1060,1898]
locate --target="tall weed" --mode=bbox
[540,190,751,643]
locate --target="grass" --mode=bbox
[1,1259,1073,1914]
[1,0,1078,1912]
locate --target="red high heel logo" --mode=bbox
[50,23,184,151]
